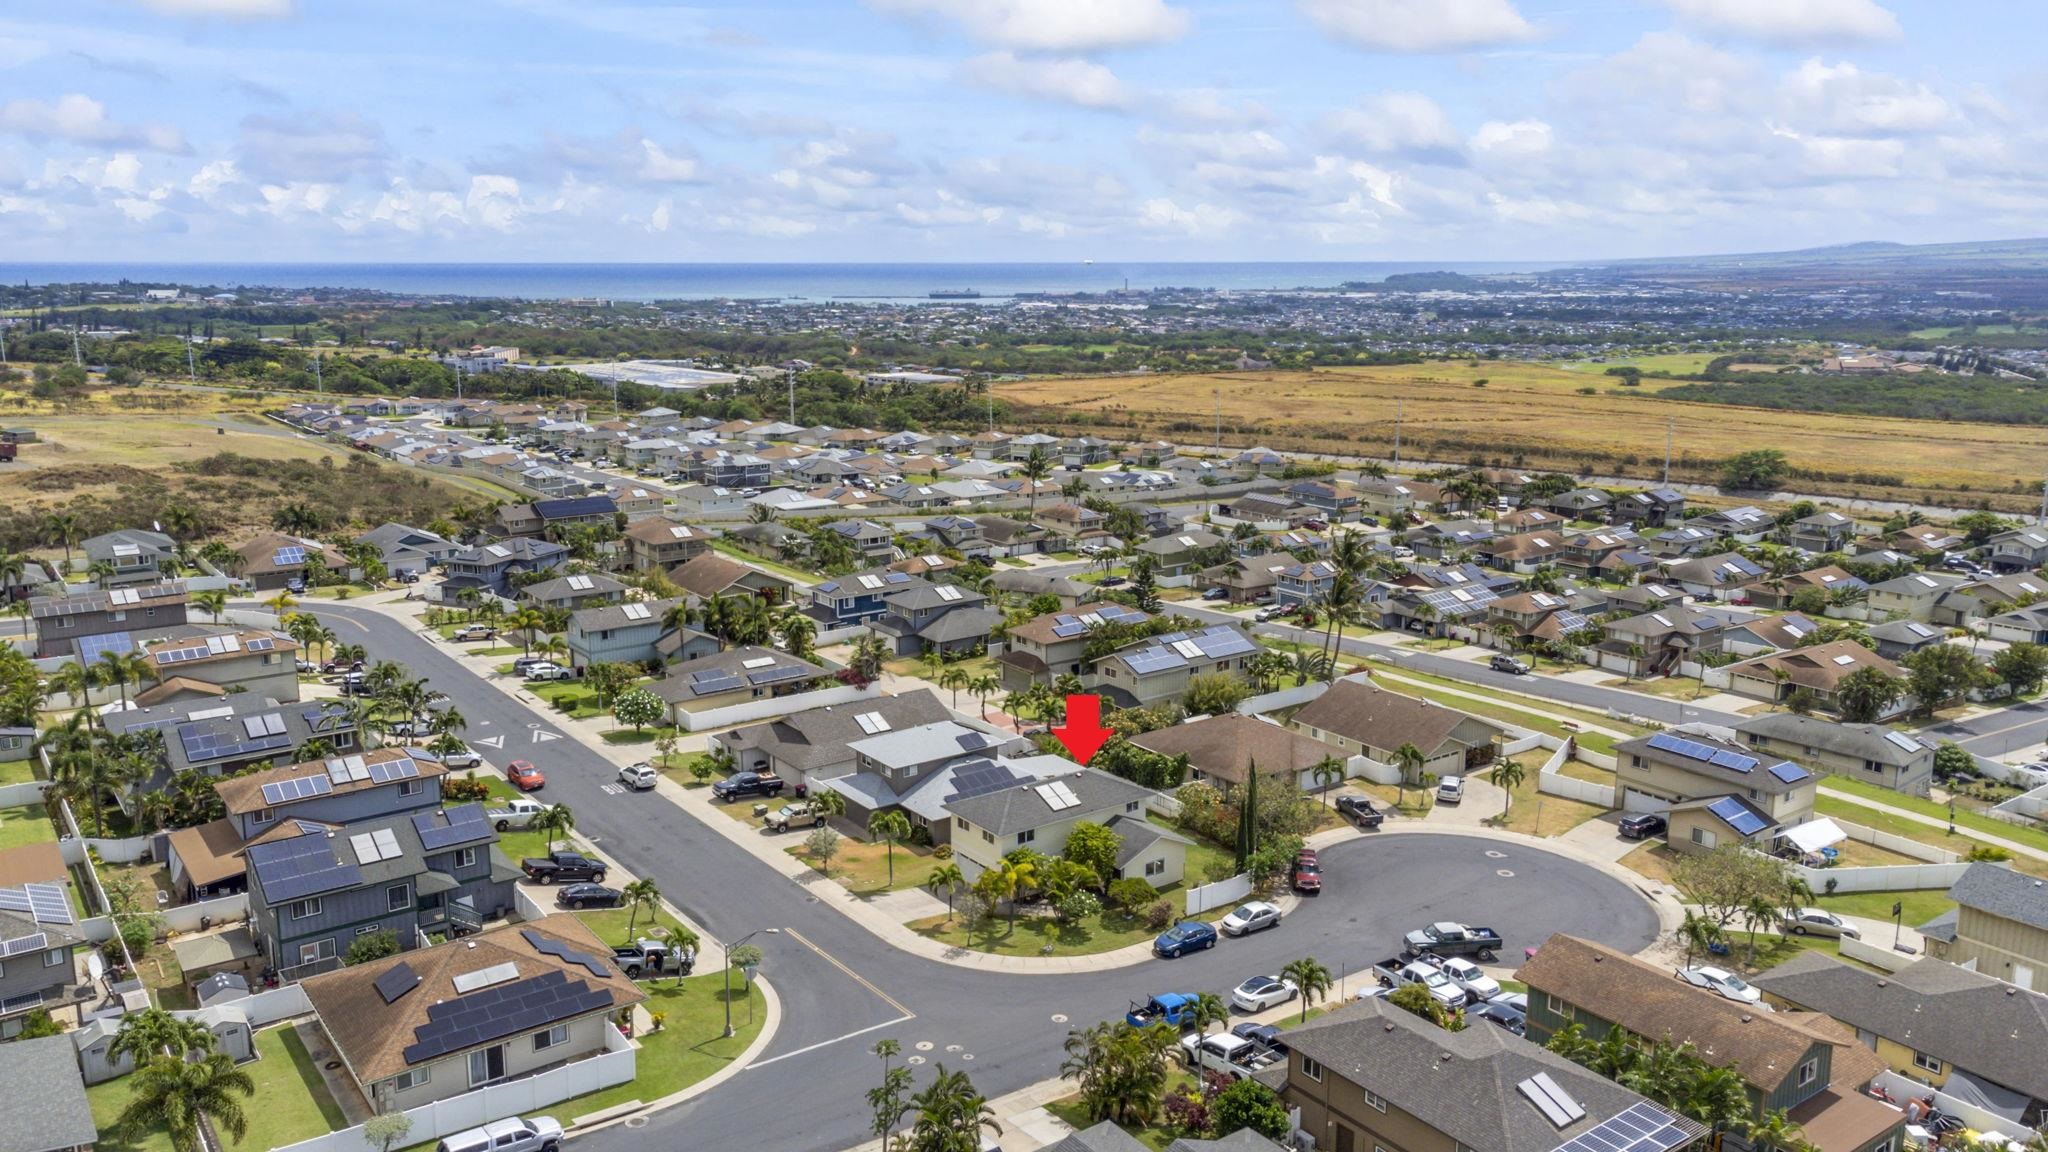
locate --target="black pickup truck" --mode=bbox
[520,851,607,885]
[1335,795,1385,828]
[1403,921,1503,962]
[711,771,786,802]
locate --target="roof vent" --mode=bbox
[1740,1014,1752,1023]
[1384,1022,1396,1032]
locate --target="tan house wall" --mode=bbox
[1944,906,2048,989]
[1285,1053,1461,1152]
[373,1011,617,1111]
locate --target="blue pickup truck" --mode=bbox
[1126,993,1201,1030]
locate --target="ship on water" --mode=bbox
[927,288,982,299]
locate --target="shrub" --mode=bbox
[443,777,491,803]
[1106,877,1155,912]
[933,843,953,860]
[1965,844,2013,862]
[1055,891,1101,925]
[1161,1091,1209,1138]
[1143,900,1174,931]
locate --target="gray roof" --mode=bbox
[917,606,1004,644]
[114,695,358,776]
[1284,997,1701,1152]
[1946,862,2048,932]
[1168,1132,1287,1152]
[1733,713,1930,767]
[356,522,453,554]
[990,569,1091,597]
[848,721,1005,770]
[1864,618,1949,644]
[886,583,988,612]
[1137,529,1224,556]
[1614,730,1812,796]
[0,1035,96,1152]
[721,690,959,773]
[570,597,680,635]
[246,808,434,906]
[523,572,628,601]
[652,646,824,703]
[1105,812,1193,869]
[1751,952,2048,1100]
[944,767,1155,836]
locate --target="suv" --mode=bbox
[525,662,573,682]
[712,771,786,802]
[1489,654,1530,675]
[1617,812,1666,840]
[1436,775,1465,804]
[437,1117,563,1152]
[617,762,658,790]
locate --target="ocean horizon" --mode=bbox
[0,260,1569,303]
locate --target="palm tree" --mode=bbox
[897,1065,999,1152]
[1491,759,1528,817]
[1319,569,1364,678]
[190,588,228,625]
[776,611,817,661]
[1544,1021,1598,1066]
[0,550,27,594]
[926,863,966,921]
[1021,446,1052,518]
[977,853,1038,930]
[1741,895,1780,965]
[109,1008,216,1068]
[44,512,79,574]
[621,878,661,939]
[264,588,297,616]
[96,648,151,709]
[509,608,547,657]
[810,787,846,821]
[1678,1063,1753,1152]
[87,559,116,588]
[1589,1025,1641,1081]
[1678,911,1723,968]
[160,504,201,547]
[1291,648,1331,686]
[1310,756,1346,809]
[938,666,969,708]
[533,803,576,852]
[967,674,1000,720]
[1280,956,1334,1022]
[1391,742,1427,808]
[47,661,99,722]
[1744,1109,1816,1152]
[867,810,912,886]
[273,502,322,535]
[1189,991,1230,1037]
[118,1050,255,1152]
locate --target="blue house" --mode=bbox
[567,597,716,669]
[807,568,927,627]
[1274,558,1338,608]
[439,538,569,601]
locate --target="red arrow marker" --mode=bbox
[1051,693,1111,764]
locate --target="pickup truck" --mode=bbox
[712,772,786,802]
[611,939,695,979]
[1335,795,1384,828]
[764,802,826,832]
[1422,954,1502,1002]
[489,797,548,832]
[1125,993,1201,1031]
[1403,921,1503,962]
[1179,1032,1282,1082]
[1371,956,1468,1011]
[520,851,607,885]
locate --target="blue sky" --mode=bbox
[0,0,2039,262]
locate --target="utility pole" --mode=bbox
[1392,399,1403,469]
[71,325,83,367]
[185,339,197,384]
[985,383,993,433]
[1663,418,1673,487]
[786,368,796,425]
[313,354,322,394]
[2039,467,2047,526]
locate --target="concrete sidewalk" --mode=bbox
[1819,784,2048,862]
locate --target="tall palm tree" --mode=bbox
[533,803,576,852]
[1741,895,1780,965]
[1391,742,1427,808]
[1280,956,1334,1022]
[264,588,297,616]
[95,648,151,709]
[1491,759,1528,817]
[897,1065,1000,1152]
[1021,446,1052,519]
[508,608,547,657]
[1310,756,1346,808]
[621,878,661,939]
[1744,1109,1816,1152]
[967,674,1000,720]
[1677,1063,1754,1152]
[0,550,27,594]
[925,863,965,921]
[937,666,969,708]
[1319,569,1363,677]
[867,810,913,887]
[44,512,79,574]
[190,588,228,624]
[1189,991,1230,1037]
[109,1008,216,1068]
[118,1050,255,1152]
[46,661,99,722]
[87,559,117,588]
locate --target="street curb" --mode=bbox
[562,970,782,1140]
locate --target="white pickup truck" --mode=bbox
[1178,1032,1282,1082]
[1371,955,1469,1011]
[488,797,548,831]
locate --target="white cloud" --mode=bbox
[1297,0,1537,53]
[1137,196,1240,236]
[870,0,1188,52]
[1323,92,1461,160]
[1778,59,1952,136]
[964,51,1131,110]
[237,110,388,183]
[636,140,700,182]
[1661,0,1900,45]
[1470,119,1552,157]
[464,174,525,231]
[0,94,185,152]
[130,0,292,15]
[37,152,145,193]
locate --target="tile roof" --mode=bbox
[569,597,679,634]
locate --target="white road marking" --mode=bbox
[531,730,562,743]
[746,1015,918,1070]
[474,735,507,749]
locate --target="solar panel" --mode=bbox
[690,672,743,695]
[367,758,420,784]
[621,603,651,621]
[1552,1103,1695,1152]
[1883,730,1921,752]
[76,631,139,665]
[854,712,892,735]
[273,546,306,566]
[1122,648,1183,675]
[935,585,963,602]
[350,834,380,864]
[1707,797,1770,837]
[1708,750,1757,773]
[0,932,47,958]
[403,969,614,1064]
[413,804,492,852]
[1051,621,1086,638]
[375,962,422,1004]
[520,929,614,979]
[453,962,522,994]
[1519,1073,1587,1128]
[945,761,1022,803]
[249,834,362,903]
[748,664,810,686]
[1767,762,1811,784]
[0,889,28,915]
[1035,783,1078,811]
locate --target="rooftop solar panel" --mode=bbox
[367,758,420,784]
[413,804,492,852]
[0,932,48,958]
[1552,1103,1695,1152]
[1707,750,1757,773]
[402,969,614,1064]
[1767,762,1811,784]
[374,962,422,1004]
[689,672,744,695]
[1706,797,1770,837]
[249,834,362,903]
[520,929,615,979]
[748,664,810,686]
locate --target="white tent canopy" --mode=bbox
[1781,817,1847,854]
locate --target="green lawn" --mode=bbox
[0,757,37,785]
[526,679,612,720]
[786,834,935,895]
[1152,814,1237,887]
[553,978,767,1123]
[1823,777,2048,857]
[1813,796,2048,879]
[575,906,697,948]
[911,893,1227,958]
[88,1027,344,1152]
[0,802,56,850]
[1481,760,1613,837]
[1816,889,1957,928]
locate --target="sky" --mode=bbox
[0,0,2041,263]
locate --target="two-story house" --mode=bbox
[1612,728,1818,847]
[925,516,990,560]
[945,766,1184,888]
[1723,640,1907,715]
[82,528,177,585]
[1523,936,1905,1152]
[114,696,362,790]
[1787,510,1860,553]
[974,515,1051,558]
[1032,503,1106,542]
[438,538,570,602]
[1199,553,1293,605]
[808,569,928,628]
[30,581,190,659]
[1744,566,1867,611]
[1753,952,2048,1129]
[872,582,1003,657]
[1094,625,1259,709]
[1734,713,1934,796]
[355,523,460,577]
[1409,519,1496,561]
[1692,505,1775,542]
[1865,571,1969,622]
[823,520,898,565]
[1593,605,1753,678]
[140,628,301,706]
[1550,487,1614,518]
[567,599,705,671]
[519,572,627,612]
[1288,677,1501,778]
[1917,863,2048,987]
[1285,480,1359,520]
[714,689,961,784]
[622,518,715,572]
[1274,559,1339,608]
[1135,529,1226,587]
[1984,528,2048,573]
[1662,552,1766,601]
[1282,995,1709,1152]
[1607,487,1688,527]
[824,720,1046,843]
[1648,524,1721,559]
[1484,591,1592,652]
[0,901,87,1038]
[997,605,1151,693]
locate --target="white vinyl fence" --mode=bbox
[1871,1069,2034,1147]
[0,780,45,807]
[1787,858,1976,894]
[1838,936,1917,973]
[1185,873,1253,915]
[237,984,314,1028]
[1236,680,1331,716]
[1536,735,1617,808]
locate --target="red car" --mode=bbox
[507,760,546,791]
[1292,849,1322,894]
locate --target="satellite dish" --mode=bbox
[87,952,105,982]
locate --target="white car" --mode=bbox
[1230,974,1299,1013]
[617,762,658,790]
[436,745,482,770]
[524,662,573,682]
[1436,775,1465,804]
[1220,901,1283,937]
[1780,908,1860,939]
[1428,956,1502,1002]
[1678,966,1762,1005]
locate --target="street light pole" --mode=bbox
[721,927,778,1038]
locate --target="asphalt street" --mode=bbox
[289,601,1660,1152]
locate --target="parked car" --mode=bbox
[1371,956,1466,1009]
[1496,991,1528,1015]
[612,939,693,979]
[435,1116,563,1152]
[525,662,573,682]
[1489,654,1531,675]
[554,883,621,910]
[511,654,547,674]
[617,762,659,790]
[434,744,482,770]
[521,851,606,885]
[1153,921,1219,958]
[1780,908,1860,939]
[1474,999,1527,1036]
[1403,922,1502,961]
[1617,813,1667,840]
[764,802,827,832]
[1179,1032,1282,1082]
[712,771,786,802]
[1202,587,1229,601]
[1436,775,1465,804]
[1099,575,1127,587]
[506,760,546,791]
[451,625,497,642]
[1335,795,1384,828]
[1230,974,1299,1013]
[1126,992,1201,1028]
[1291,849,1322,894]
[488,797,548,831]
[1677,966,1762,1004]
[1423,955,1502,1002]
[1219,901,1282,937]
[1231,1022,1289,1054]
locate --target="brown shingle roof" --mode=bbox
[1289,679,1490,757]
[667,552,758,597]
[302,915,643,1085]
[1130,713,1344,788]
[1727,639,1902,694]
[165,818,248,889]
[216,747,448,816]
[0,842,66,889]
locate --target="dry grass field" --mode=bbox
[997,361,2048,507]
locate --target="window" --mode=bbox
[1545,993,1565,1014]
[1632,756,1647,771]
[355,925,380,936]
[1145,858,1165,877]
[533,1024,569,1052]
[387,884,410,912]
[457,847,478,869]
[1796,1059,1817,1088]
[956,817,969,831]
[1913,1051,1943,1075]
[1364,1089,1388,1113]
[1300,1054,1323,1082]
[1125,801,1140,813]
[289,898,322,921]
[251,808,274,825]
[43,949,65,968]
[468,1045,506,1087]
[399,780,424,797]
[1016,829,1035,846]
[298,939,335,965]
[982,830,994,844]
[1691,827,1717,849]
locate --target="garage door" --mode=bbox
[1622,788,1669,814]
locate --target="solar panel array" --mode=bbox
[367,757,421,785]
[1519,1073,1586,1128]
[1645,732,1756,773]
[453,962,521,994]
[156,633,249,666]
[0,883,78,926]
[0,931,48,958]
[349,828,403,864]
[260,774,335,807]
[690,669,743,695]
[521,928,614,978]
[1551,1102,1694,1152]
[75,631,138,666]
[403,969,614,1064]
[1708,749,1758,773]
[853,712,892,735]
[748,664,810,687]
[1,992,44,1015]
[621,603,651,621]
[1767,762,1811,784]
[944,759,1023,804]
[182,711,293,765]
[374,961,422,1004]
[934,585,964,602]
[1035,781,1081,811]
[566,574,594,591]
[249,833,362,903]
[413,804,492,852]
[273,546,307,567]
[1048,604,1146,638]
[1883,730,1922,753]
[1707,797,1771,837]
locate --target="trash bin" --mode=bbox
[753,803,769,819]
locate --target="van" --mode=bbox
[1436,775,1465,804]
[435,1116,563,1152]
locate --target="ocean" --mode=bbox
[0,260,1561,303]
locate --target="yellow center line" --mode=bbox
[779,926,913,1018]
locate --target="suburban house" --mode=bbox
[1720,612,1825,657]
[945,766,1184,887]
[1752,952,2048,1129]
[974,515,1051,558]
[1984,606,2048,646]
[1549,487,1614,518]
[668,553,796,604]
[139,627,301,706]
[1648,524,1720,558]
[820,519,898,565]
[823,720,1051,844]
[1281,996,1708,1152]
[1865,571,1969,622]
[244,799,517,979]
[1865,619,1951,660]
[1662,552,1766,600]
[1216,492,1313,531]
[622,518,716,571]
[714,689,960,784]
[1033,502,1107,540]
[1984,528,2048,572]
[0,1035,97,1151]
[235,532,345,591]
[650,646,830,728]
[30,580,190,659]
[1594,605,1752,678]
[519,572,627,612]
[1274,558,1339,607]
[1286,479,1360,519]
[300,915,643,1112]
[1611,728,1818,840]
[1787,510,1861,553]
[1135,529,1226,586]
[1287,677,1502,778]
[989,568,1093,608]
[1522,935,1906,1152]
[1200,553,1293,604]
[355,523,460,577]
[671,484,751,517]
[1408,518,1494,561]
[808,569,928,628]
[1557,527,1648,581]
[567,598,702,670]
[1093,625,1259,709]
[1744,566,1867,611]
[530,495,619,533]
[1888,524,1966,556]
[1609,487,1686,526]
[1917,863,2048,987]
[1691,504,1775,542]
[1130,712,1349,792]
[728,521,808,563]
[1722,640,1907,714]
[1351,476,1426,520]
[1600,581,1688,616]
[871,581,1003,656]
[0,904,87,1039]
[1484,591,1592,651]
[1734,713,1934,796]
[82,527,178,585]
[997,604,1151,693]
[439,538,570,601]
[113,695,362,787]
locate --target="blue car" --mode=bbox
[1153,920,1219,958]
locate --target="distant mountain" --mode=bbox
[1598,236,2048,272]
[1343,270,1502,292]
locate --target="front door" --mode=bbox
[469,1044,506,1087]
